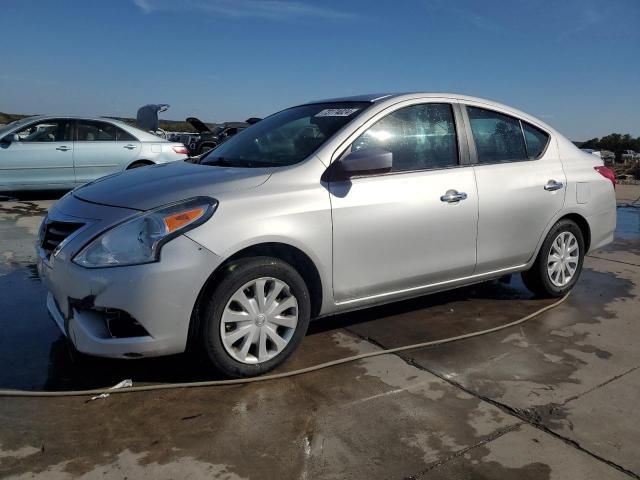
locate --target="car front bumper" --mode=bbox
[37,196,223,359]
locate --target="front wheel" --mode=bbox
[199,257,311,378]
[522,219,585,297]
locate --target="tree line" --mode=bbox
[578,133,640,156]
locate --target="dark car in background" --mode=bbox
[185,117,257,156]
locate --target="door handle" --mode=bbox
[123,144,137,150]
[440,189,468,203]
[544,180,564,191]
[55,146,70,151]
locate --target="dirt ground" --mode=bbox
[616,184,640,205]
[0,185,639,479]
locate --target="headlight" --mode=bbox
[73,197,217,268]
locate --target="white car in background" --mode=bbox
[0,116,188,192]
[581,148,602,158]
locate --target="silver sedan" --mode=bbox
[0,116,188,191]
[36,93,617,377]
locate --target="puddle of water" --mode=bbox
[616,207,640,241]
[0,264,222,391]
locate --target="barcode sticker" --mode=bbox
[315,108,360,117]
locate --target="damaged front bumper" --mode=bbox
[44,291,168,358]
[37,194,223,359]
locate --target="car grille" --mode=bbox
[41,221,84,258]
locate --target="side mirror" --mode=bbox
[1,134,18,144]
[340,148,393,176]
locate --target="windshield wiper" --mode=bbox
[204,157,278,168]
[204,157,234,167]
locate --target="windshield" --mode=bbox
[0,117,36,138]
[201,102,370,168]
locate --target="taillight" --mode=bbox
[594,166,616,188]
[172,145,189,155]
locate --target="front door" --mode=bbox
[0,119,74,189]
[330,102,478,303]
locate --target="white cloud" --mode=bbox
[559,5,603,38]
[132,0,153,14]
[132,0,353,20]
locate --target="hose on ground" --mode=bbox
[0,293,570,398]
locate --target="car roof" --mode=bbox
[306,93,397,103]
[20,114,131,124]
[303,92,557,135]
[305,92,517,106]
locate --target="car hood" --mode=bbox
[186,117,212,133]
[72,161,271,211]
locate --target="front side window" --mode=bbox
[15,120,72,142]
[522,122,549,159]
[202,102,370,168]
[467,106,527,163]
[76,120,117,142]
[351,103,459,172]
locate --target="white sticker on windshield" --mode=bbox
[315,108,360,117]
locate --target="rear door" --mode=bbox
[464,105,566,273]
[330,101,478,303]
[73,120,141,184]
[0,119,74,189]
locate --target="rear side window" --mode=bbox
[522,122,549,158]
[467,106,527,163]
[351,103,459,172]
[76,120,117,141]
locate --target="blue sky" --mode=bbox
[1,0,638,140]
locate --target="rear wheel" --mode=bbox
[522,219,585,297]
[199,257,310,378]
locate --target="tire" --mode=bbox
[199,257,311,378]
[521,219,585,297]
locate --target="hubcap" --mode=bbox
[220,277,299,364]
[547,231,580,287]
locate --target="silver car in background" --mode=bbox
[36,93,617,378]
[0,116,188,191]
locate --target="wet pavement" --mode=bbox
[0,189,639,479]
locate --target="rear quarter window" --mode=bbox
[522,122,550,159]
[116,127,137,142]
